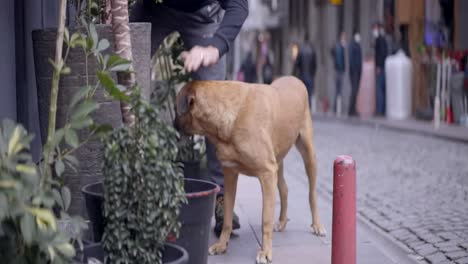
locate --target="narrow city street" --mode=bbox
[309,120,468,264]
[208,119,468,264]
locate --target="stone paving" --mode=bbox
[290,120,468,263]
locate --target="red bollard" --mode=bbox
[331,155,356,264]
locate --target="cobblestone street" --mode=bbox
[285,120,468,263]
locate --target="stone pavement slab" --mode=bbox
[207,157,407,264]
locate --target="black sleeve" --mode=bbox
[211,0,249,56]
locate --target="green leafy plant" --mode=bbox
[0,8,132,263]
[102,90,186,264]
[151,32,206,163]
[0,120,83,263]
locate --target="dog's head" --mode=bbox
[174,82,201,135]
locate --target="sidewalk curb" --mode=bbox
[312,114,468,144]
[317,191,424,264]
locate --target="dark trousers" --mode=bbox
[376,71,386,115]
[334,72,344,113]
[131,1,226,194]
[301,76,314,109]
[349,72,360,116]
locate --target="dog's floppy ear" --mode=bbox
[177,93,195,116]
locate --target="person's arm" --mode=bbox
[183,0,248,72]
[213,0,249,56]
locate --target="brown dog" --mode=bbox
[174,76,326,264]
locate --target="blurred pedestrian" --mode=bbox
[374,23,388,116]
[262,55,274,84]
[130,0,248,237]
[331,31,347,114]
[294,32,317,109]
[348,30,362,116]
[239,51,257,83]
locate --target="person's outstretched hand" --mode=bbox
[181,45,220,72]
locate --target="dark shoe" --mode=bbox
[214,195,240,237]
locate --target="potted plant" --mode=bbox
[78,90,188,264]
[32,0,151,215]
[152,32,220,264]
[0,1,108,260]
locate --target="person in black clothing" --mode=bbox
[294,33,317,110]
[374,23,388,115]
[130,0,248,236]
[331,32,346,114]
[262,55,274,84]
[348,31,362,116]
[239,51,257,83]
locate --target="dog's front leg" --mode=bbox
[257,171,277,264]
[209,169,238,255]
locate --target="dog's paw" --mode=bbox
[256,249,273,264]
[310,223,327,237]
[208,242,227,255]
[273,219,289,232]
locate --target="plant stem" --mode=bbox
[110,0,135,126]
[61,133,93,157]
[85,53,89,88]
[41,0,68,187]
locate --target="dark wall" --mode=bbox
[1,0,59,159]
[0,0,17,121]
[456,0,468,50]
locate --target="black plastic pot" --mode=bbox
[82,178,219,264]
[175,179,220,264]
[81,182,104,242]
[75,242,188,264]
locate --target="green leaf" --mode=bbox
[61,66,71,75]
[97,71,130,102]
[20,213,35,244]
[55,160,65,177]
[65,129,79,148]
[91,124,113,135]
[70,32,81,47]
[70,86,92,108]
[74,38,87,49]
[70,116,94,130]
[64,155,79,167]
[0,193,8,218]
[16,164,37,175]
[107,55,131,71]
[51,128,65,147]
[97,39,110,52]
[8,126,22,156]
[64,28,70,44]
[52,189,64,209]
[56,242,76,258]
[71,101,99,120]
[109,63,132,72]
[61,187,71,211]
[89,23,98,50]
[86,36,94,52]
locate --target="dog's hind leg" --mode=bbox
[295,117,327,236]
[274,161,289,232]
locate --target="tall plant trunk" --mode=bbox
[110,0,135,125]
[41,0,67,185]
